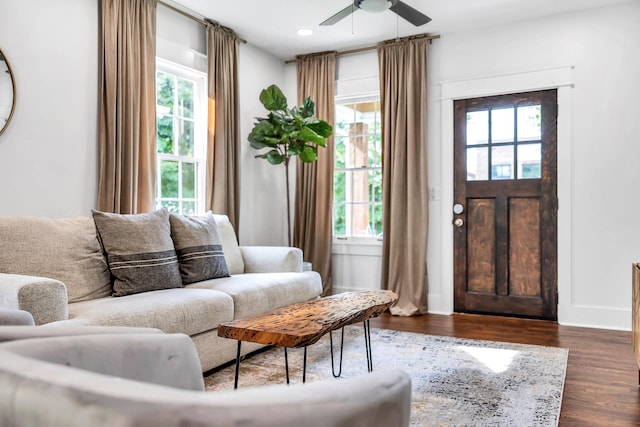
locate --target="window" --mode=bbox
[155,59,206,215]
[333,99,383,241]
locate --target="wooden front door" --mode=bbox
[453,90,558,320]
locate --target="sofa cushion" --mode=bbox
[169,213,229,285]
[54,288,234,336]
[0,216,111,303]
[92,208,182,297]
[186,272,323,319]
[213,214,244,275]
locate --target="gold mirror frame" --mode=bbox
[0,48,16,137]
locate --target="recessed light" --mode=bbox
[297,29,313,37]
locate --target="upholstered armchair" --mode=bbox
[0,325,412,427]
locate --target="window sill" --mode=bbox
[332,238,382,256]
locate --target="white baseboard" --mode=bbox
[558,304,631,331]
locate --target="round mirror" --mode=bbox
[0,48,16,137]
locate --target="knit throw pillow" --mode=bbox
[92,208,183,297]
[169,212,230,285]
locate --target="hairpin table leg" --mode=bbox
[234,340,242,390]
[330,327,345,377]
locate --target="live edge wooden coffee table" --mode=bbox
[218,290,398,389]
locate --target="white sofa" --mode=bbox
[0,211,323,372]
[0,326,412,427]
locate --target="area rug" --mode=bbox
[205,326,568,426]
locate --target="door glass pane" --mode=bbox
[182,162,196,198]
[466,111,488,146]
[160,160,179,197]
[467,147,488,181]
[491,108,515,143]
[491,145,514,180]
[517,105,541,142]
[518,143,542,179]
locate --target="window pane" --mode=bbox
[182,201,196,216]
[160,200,179,214]
[352,203,370,237]
[333,171,346,203]
[491,145,514,180]
[178,79,194,119]
[157,114,174,154]
[333,204,346,235]
[369,170,382,202]
[182,162,196,198]
[335,137,346,168]
[491,108,515,143]
[372,203,383,237]
[160,160,179,197]
[351,170,369,203]
[368,135,382,167]
[156,72,174,114]
[518,143,542,179]
[466,111,488,146]
[467,147,488,181]
[346,126,369,168]
[517,105,542,142]
[178,119,194,156]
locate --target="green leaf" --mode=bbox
[306,120,333,138]
[299,146,317,163]
[266,150,285,165]
[299,97,315,118]
[260,85,288,111]
[299,126,326,145]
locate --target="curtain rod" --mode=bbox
[157,0,247,44]
[284,33,440,64]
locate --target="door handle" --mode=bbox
[453,218,464,228]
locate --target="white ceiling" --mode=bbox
[166,0,631,60]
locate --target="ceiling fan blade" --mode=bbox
[389,1,431,26]
[320,4,356,26]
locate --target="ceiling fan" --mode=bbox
[321,0,432,27]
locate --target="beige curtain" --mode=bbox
[206,23,240,231]
[378,36,429,316]
[295,52,336,296]
[98,0,157,214]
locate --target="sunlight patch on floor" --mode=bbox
[459,346,518,373]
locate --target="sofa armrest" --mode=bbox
[240,246,303,273]
[0,333,204,391]
[0,273,68,325]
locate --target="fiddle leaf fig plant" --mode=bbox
[248,84,333,245]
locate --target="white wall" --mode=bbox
[331,1,640,330]
[237,44,288,245]
[0,0,99,217]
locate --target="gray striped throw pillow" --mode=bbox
[169,212,230,285]
[92,208,183,297]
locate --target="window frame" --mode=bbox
[333,94,383,245]
[155,58,207,216]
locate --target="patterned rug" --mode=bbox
[205,326,568,426]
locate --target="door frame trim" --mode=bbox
[437,66,574,323]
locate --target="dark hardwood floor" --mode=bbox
[369,312,640,426]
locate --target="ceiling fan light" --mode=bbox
[358,0,393,13]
